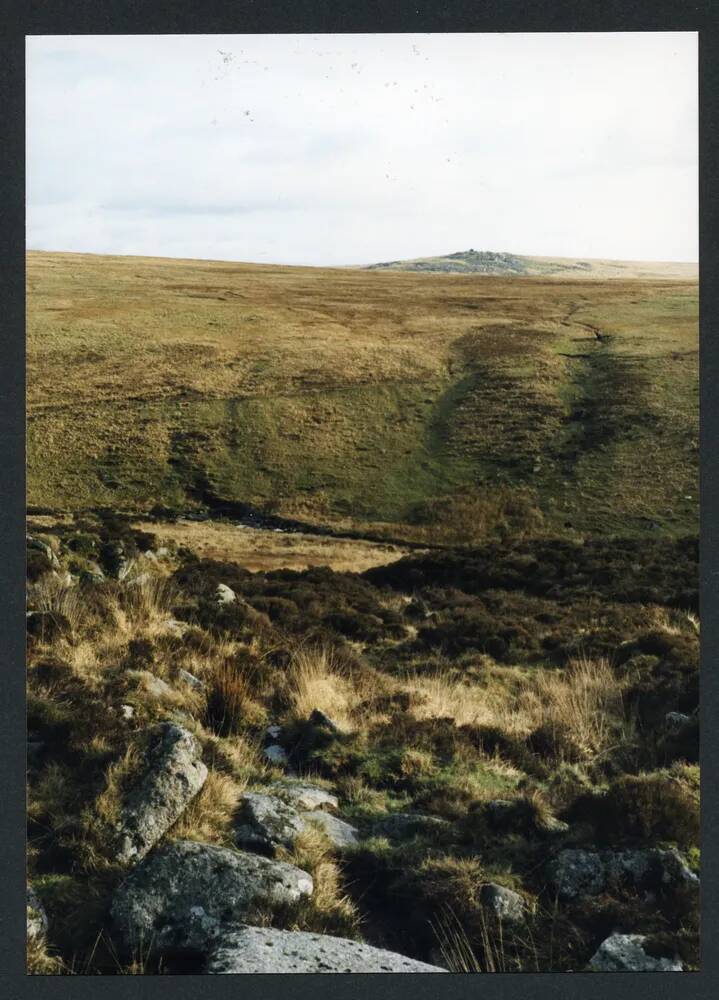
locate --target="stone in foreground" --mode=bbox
[206,925,447,973]
[587,934,682,972]
[116,723,208,863]
[302,810,359,848]
[550,848,698,901]
[111,840,313,954]
[235,792,307,852]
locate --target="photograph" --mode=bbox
[25,31,699,974]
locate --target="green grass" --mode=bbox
[27,252,698,540]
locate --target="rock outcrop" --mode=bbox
[587,934,682,972]
[303,810,358,848]
[549,847,698,901]
[111,840,313,954]
[206,925,447,973]
[235,792,359,852]
[479,883,526,925]
[235,792,308,852]
[115,724,208,863]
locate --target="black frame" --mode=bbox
[2,3,716,999]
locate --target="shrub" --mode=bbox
[204,657,266,736]
[571,768,699,848]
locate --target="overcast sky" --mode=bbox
[26,32,697,266]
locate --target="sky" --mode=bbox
[26,32,698,266]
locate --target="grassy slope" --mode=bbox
[27,251,698,539]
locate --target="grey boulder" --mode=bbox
[549,849,606,900]
[587,934,682,972]
[235,792,359,852]
[235,792,307,852]
[550,848,698,901]
[215,583,237,605]
[263,744,289,766]
[480,883,525,925]
[111,840,313,955]
[115,723,208,863]
[206,925,447,973]
[303,810,359,849]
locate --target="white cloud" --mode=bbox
[26,32,698,264]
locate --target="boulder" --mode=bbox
[115,723,208,863]
[100,540,131,580]
[215,583,237,605]
[126,670,175,700]
[235,793,307,852]
[27,887,48,942]
[263,744,289,766]
[549,849,606,900]
[235,793,359,852]
[303,811,359,849]
[27,536,60,568]
[479,883,525,925]
[111,840,313,955]
[270,781,338,812]
[587,934,682,972]
[550,848,698,901]
[205,925,447,973]
[177,668,204,691]
[373,812,451,840]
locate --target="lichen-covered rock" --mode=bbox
[372,812,451,840]
[549,849,606,900]
[111,840,313,955]
[302,810,359,848]
[550,847,698,901]
[215,583,236,605]
[126,671,175,700]
[479,883,525,925]
[115,724,208,863]
[27,887,48,942]
[263,745,289,766]
[177,667,204,690]
[587,934,682,972]
[235,793,307,852]
[205,925,447,973]
[270,781,338,812]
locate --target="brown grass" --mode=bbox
[132,519,413,574]
[285,645,357,731]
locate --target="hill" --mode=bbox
[27,250,698,541]
[25,249,700,975]
[364,249,698,281]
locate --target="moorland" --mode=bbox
[26,250,699,974]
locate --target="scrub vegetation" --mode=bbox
[26,251,699,973]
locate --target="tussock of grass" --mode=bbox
[171,769,243,846]
[285,645,357,730]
